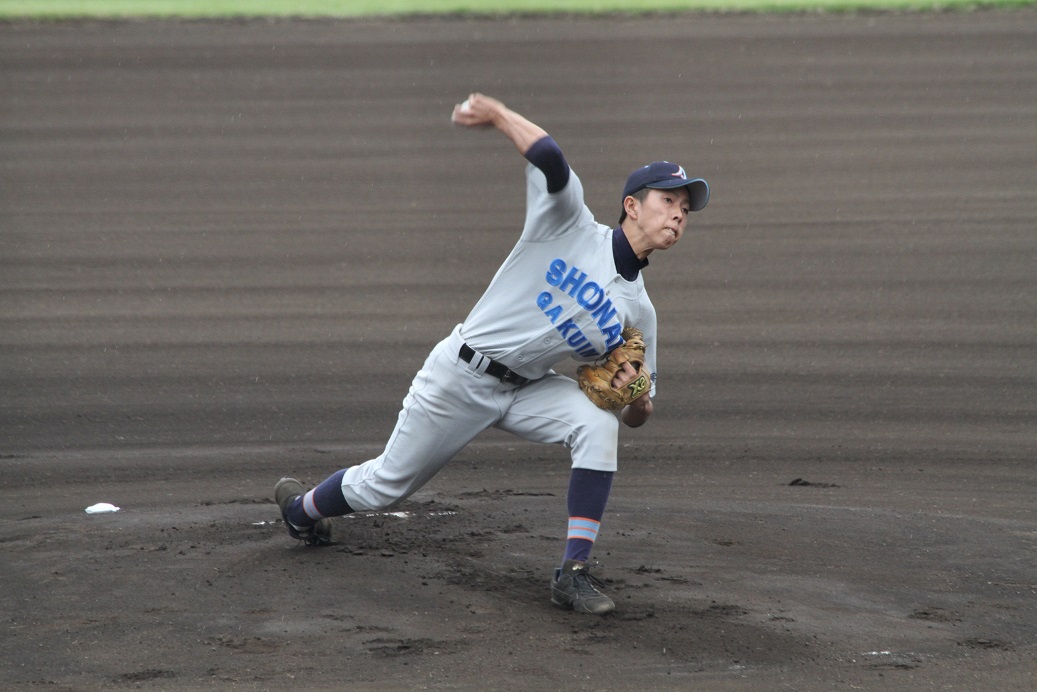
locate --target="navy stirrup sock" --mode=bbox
[562,468,614,565]
[286,469,353,528]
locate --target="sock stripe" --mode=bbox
[567,517,600,542]
[302,490,323,520]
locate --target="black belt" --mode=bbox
[459,343,530,386]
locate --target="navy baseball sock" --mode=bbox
[285,469,354,528]
[561,468,614,565]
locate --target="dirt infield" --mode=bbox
[2,11,1036,690]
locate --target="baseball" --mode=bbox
[460,98,471,112]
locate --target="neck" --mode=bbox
[619,222,653,260]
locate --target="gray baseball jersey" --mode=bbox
[461,162,659,396]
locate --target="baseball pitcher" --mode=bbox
[275,93,709,614]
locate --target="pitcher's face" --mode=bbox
[634,187,691,252]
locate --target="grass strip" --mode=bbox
[1,0,1033,19]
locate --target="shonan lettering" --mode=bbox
[538,258,626,356]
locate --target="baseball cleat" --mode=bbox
[551,559,615,615]
[274,477,332,546]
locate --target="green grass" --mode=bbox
[0,0,1032,18]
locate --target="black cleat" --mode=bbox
[551,560,615,615]
[274,477,332,546]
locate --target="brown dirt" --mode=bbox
[2,11,1036,690]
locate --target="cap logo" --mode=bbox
[671,165,688,180]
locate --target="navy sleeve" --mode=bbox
[524,136,571,194]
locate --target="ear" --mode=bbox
[623,195,640,221]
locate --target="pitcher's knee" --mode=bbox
[569,409,620,471]
[588,409,620,438]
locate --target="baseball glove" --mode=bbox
[576,327,651,411]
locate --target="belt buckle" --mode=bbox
[500,370,525,386]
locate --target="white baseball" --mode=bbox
[460,98,471,112]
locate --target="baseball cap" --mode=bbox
[621,161,710,215]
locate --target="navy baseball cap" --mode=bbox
[621,161,710,214]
